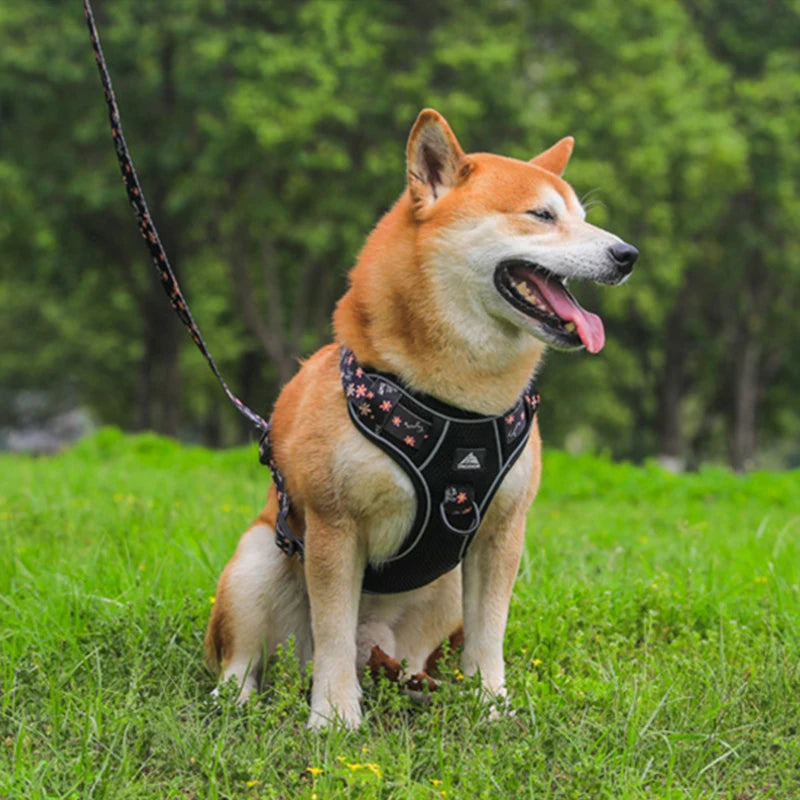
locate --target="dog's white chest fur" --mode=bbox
[332,430,417,565]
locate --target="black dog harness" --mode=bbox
[84,4,540,595]
[272,348,539,594]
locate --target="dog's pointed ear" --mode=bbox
[529,136,574,176]
[407,109,471,214]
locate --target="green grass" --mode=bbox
[1,428,799,799]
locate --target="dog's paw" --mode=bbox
[484,688,515,721]
[307,697,362,731]
[402,671,438,703]
[487,701,516,721]
[307,707,362,731]
[209,676,256,707]
[466,683,514,721]
[405,671,438,693]
[403,672,439,694]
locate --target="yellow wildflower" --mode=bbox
[532,658,543,666]
[209,596,216,604]
[306,766,324,776]
[339,761,382,779]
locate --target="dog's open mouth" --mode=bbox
[494,260,605,353]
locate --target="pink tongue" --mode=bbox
[532,274,606,354]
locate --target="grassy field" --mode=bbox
[1,428,798,799]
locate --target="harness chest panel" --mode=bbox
[339,348,539,593]
[268,347,539,594]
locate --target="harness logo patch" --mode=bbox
[453,448,487,472]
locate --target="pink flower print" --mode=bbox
[391,416,401,427]
[505,413,515,425]
[456,492,468,504]
[404,435,416,447]
[380,400,392,412]
[355,384,367,398]
[355,368,363,377]
[358,403,371,416]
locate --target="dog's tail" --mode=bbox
[204,604,224,675]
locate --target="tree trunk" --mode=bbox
[656,286,692,470]
[133,278,183,436]
[729,328,760,472]
[131,30,186,437]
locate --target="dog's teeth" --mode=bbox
[514,279,552,311]
[515,280,533,300]
[564,321,576,332]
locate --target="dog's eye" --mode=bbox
[527,208,556,223]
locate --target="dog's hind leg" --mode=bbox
[205,522,311,702]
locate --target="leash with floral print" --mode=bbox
[82,0,300,551]
[81,3,272,441]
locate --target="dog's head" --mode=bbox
[407,109,637,354]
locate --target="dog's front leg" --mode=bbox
[305,511,365,730]
[461,514,526,705]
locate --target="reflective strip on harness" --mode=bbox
[269,346,539,593]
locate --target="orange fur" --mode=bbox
[205,109,635,728]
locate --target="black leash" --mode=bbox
[82,0,273,461]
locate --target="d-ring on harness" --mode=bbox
[83,1,540,594]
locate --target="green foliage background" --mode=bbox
[1,0,799,469]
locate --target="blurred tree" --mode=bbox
[680,0,800,470]
[1,0,798,467]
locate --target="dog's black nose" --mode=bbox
[608,243,638,275]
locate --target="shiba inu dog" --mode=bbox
[205,109,637,729]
